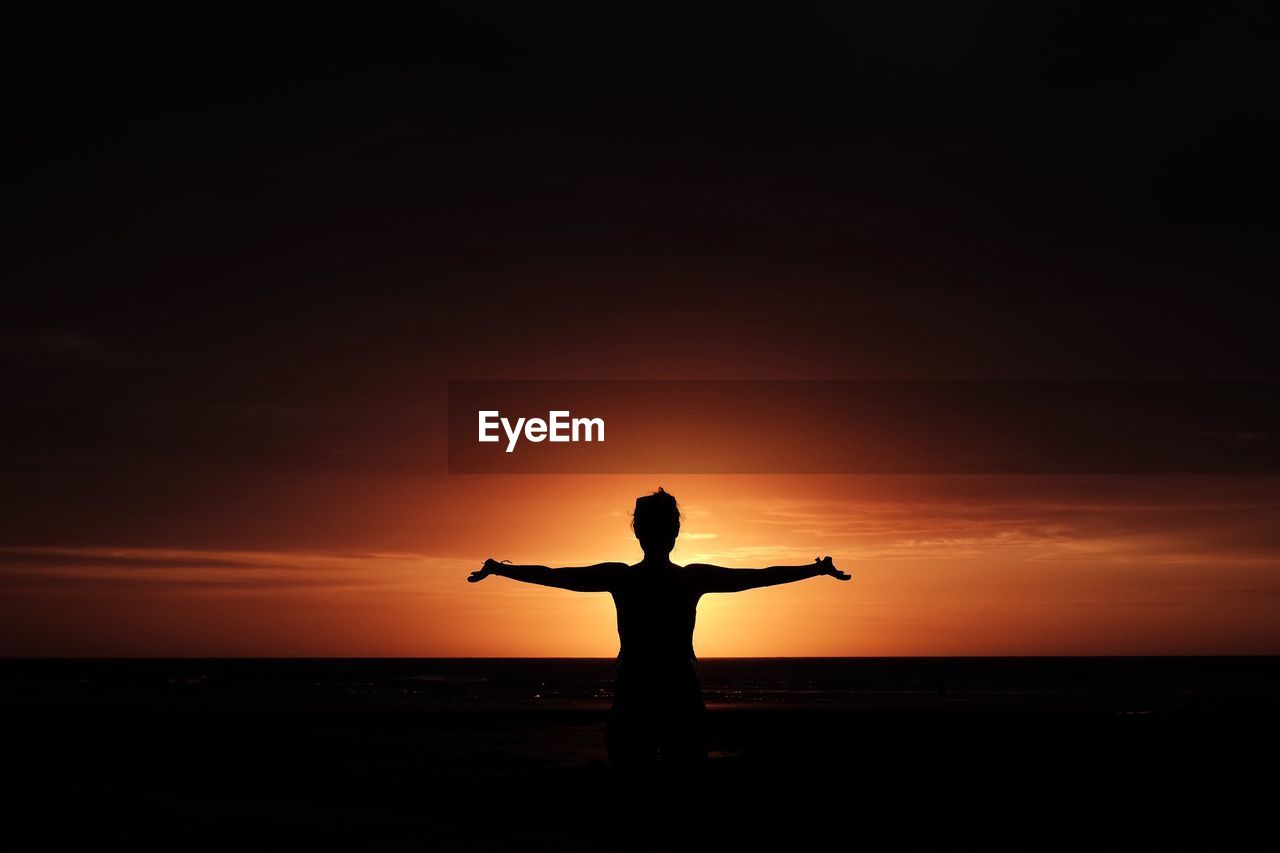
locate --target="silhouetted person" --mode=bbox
[468,488,850,822]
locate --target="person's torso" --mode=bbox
[610,563,702,665]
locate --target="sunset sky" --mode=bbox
[2,475,1279,656]
[3,4,1277,656]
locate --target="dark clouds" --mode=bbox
[3,2,1277,549]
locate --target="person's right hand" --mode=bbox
[814,556,851,581]
[467,558,507,583]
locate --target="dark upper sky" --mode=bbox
[2,2,1277,544]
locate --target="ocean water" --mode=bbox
[2,657,1278,850]
[2,656,1277,711]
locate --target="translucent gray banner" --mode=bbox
[448,380,1280,474]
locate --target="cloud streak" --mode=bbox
[0,546,468,596]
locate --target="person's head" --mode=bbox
[631,487,681,556]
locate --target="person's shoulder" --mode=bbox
[680,563,726,582]
[602,562,635,585]
[677,563,724,593]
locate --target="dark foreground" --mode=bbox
[2,658,1277,851]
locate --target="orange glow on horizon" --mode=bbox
[2,474,1278,657]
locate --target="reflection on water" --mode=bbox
[2,657,1278,713]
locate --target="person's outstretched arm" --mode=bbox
[690,556,850,593]
[467,558,624,592]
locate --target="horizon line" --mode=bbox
[3,654,1279,661]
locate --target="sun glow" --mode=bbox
[4,474,1277,656]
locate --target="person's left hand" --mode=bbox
[815,556,851,581]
